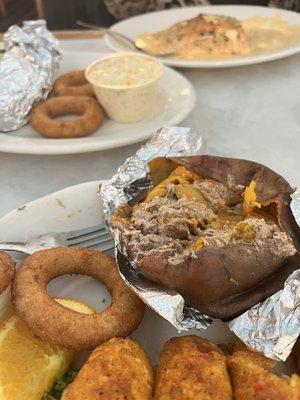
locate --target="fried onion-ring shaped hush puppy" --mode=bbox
[53,70,95,98]
[62,338,154,400]
[227,343,300,400]
[12,248,145,350]
[30,96,103,138]
[0,252,14,294]
[154,336,232,400]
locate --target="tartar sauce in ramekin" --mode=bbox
[85,53,163,123]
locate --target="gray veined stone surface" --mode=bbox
[1,39,299,216]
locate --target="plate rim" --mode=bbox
[0,180,102,223]
[0,180,104,241]
[105,4,300,69]
[0,53,196,155]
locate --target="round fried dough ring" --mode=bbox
[53,70,94,98]
[12,248,145,350]
[30,96,103,138]
[0,252,15,294]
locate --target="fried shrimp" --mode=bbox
[30,96,104,138]
[63,338,154,400]
[12,248,145,350]
[53,70,94,98]
[0,252,14,295]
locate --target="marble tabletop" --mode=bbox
[0,38,299,217]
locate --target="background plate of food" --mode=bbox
[105,5,300,68]
[0,52,195,155]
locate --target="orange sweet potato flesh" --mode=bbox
[171,155,300,249]
[138,155,300,320]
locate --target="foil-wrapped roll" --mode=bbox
[101,126,300,360]
[0,20,61,132]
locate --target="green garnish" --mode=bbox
[44,370,78,400]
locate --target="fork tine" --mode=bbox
[88,241,114,252]
[66,223,106,240]
[67,228,110,246]
[69,233,112,249]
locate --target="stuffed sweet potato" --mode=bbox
[111,155,300,320]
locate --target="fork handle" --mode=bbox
[0,242,29,254]
[76,20,137,49]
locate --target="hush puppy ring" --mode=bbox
[0,252,15,295]
[30,96,104,138]
[12,247,145,350]
[53,70,94,98]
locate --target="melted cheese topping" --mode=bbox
[135,13,300,60]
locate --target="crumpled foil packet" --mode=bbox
[229,189,300,361]
[0,20,61,132]
[291,188,300,227]
[229,269,300,361]
[102,126,211,331]
[101,126,300,360]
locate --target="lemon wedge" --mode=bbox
[0,297,95,400]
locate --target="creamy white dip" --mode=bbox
[85,54,163,123]
[86,54,163,89]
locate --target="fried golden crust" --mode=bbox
[154,335,232,400]
[12,248,145,350]
[0,252,14,295]
[53,70,94,98]
[64,338,154,400]
[30,96,103,138]
[227,343,300,400]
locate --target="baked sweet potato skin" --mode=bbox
[140,253,299,319]
[138,156,300,320]
[294,339,300,374]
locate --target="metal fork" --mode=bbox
[0,223,114,255]
[76,21,176,57]
[77,21,139,52]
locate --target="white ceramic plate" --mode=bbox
[106,5,300,68]
[0,52,195,155]
[0,181,237,365]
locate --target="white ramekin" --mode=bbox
[85,53,164,124]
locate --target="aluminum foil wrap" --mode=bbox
[291,189,300,226]
[102,126,211,331]
[101,126,300,360]
[0,20,61,132]
[230,189,300,361]
[229,269,300,361]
